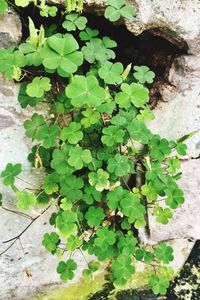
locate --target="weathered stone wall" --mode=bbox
[1,1,200,299]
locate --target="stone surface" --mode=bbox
[0,78,90,300]
[148,159,200,241]
[0,11,22,48]
[83,0,200,54]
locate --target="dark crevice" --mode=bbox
[14,4,188,107]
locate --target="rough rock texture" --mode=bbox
[0,11,22,48]
[84,0,200,54]
[0,13,88,300]
[0,77,90,300]
[1,2,200,299]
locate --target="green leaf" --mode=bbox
[149,136,171,161]
[26,77,51,98]
[112,255,135,286]
[62,13,87,31]
[57,259,77,281]
[141,183,158,202]
[0,0,8,15]
[43,172,59,195]
[137,108,155,121]
[83,185,102,204]
[167,158,180,175]
[81,108,100,128]
[81,37,117,64]
[41,34,83,74]
[42,232,60,252]
[98,61,123,84]
[94,227,116,250]
[88,169,110,192]
[149,274,169,295]
[107,153,132,176]
[1,163,22,186]
[107,186,125,211]
[18,83,42,108]
[153,206,173,224]
[24,113,45,139]
[165,184,184,209]
[66,235,82,251]
[16,190,36,210]
[115,83,149,108]
[60,174,83,201]
[176,143,187,156]
[154,243,174,264]
[51,145,74,175]
[79,27,99,41]
[101,125,125,147]
[85,206,105,227]
[133,66,155,84]
[56,210,77,236]
[127,119,151,144]
[68,146,92,170]
[117,232,137,256]
[15,0,31,7]
[105,0,135,22]
[60,122,83,144]
[120,192,146,226]
[66,75,106,107]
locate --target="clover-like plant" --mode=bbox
[0,1,189,297]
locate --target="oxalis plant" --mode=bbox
[0,0,189,296]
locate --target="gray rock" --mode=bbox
[148,159,200,242]
[0,78,90,300]
[0,11,22,48]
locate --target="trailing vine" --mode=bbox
[0,0,189,296]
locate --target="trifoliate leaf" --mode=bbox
[81,108,100,128]
[42,232,60,252]
[98,61,123,84]
[149,136,171,161]
[16,190,36,210]
[165,185,184,209]
[57,259,77,281]
[50,145,74,175]
[41,34,83,74]
[107,153,132,177]
[133,66,155,84]
[66,235,82,251]
[43,172,59,195]
[154,243,174,264]
[94,227,116,250]
[127,119,151,144]
[112,255,135,286]
[79,27,99,41]
[66,75,106,107]
[62,13,87,31]
[81,37,117,64]
[68,146,92,170]
[18,83,42,108]
[120,193,146,225]
[153,206,173,224]
[107,186,125,211]
[88,169,110,192]
[101,125,125,147]
[26,77,51,98]
[141,183,158,202]
[56,210,77,236]
[105,0,135,22]
[167,158,180,175]
[85,206,105,227]
[149,274,170,295]
[60,122,83,144]
[1,163,22,186]
[115,83,149,108]
[60,174,83,201]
